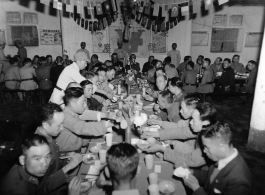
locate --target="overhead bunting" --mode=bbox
[39,0,230,34]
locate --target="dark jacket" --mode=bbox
[50,65,64,88]
[0,164,38,195]
[218,66,235,86]
[193,154,252,195]
[87,97,104,111]
[142,61,153,73]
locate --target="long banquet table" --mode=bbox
[76,86,187,195]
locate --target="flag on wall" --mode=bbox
[40,0,50,6]
[103,0,111,14]
[153,4,159,16]
[144,3,151,15]
[204,0,212,10]
[77,0,84,16]
[171,4,178,18]
[139,1,144,13]
[218,0,229,5]
[53,0,62,10]
[95,2,103,16]
[66,0,74,12]
[162,4,169,17]
[181,2,189,15]
[192,0,201,14]
[86,1,94,18]
[110,0,117,12]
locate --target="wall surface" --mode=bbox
[191,5,265,66]
[0,0,62,59]
[61,0,192,70]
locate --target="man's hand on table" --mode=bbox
[103,99,111,107]
[183,174,200,192]
[143,143,165,153]
[106,92,114,99]
[62,154,83,173]
[68,177,81,195]
[147,118,162,126]
[141,131,159,139]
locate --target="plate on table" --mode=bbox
[159,181,176,194]
[136,140,151,151]
[80,181,92,193]
[89,144,102,154]
[143,103,155,112]
[82,154,96,165]
[143,94,154,102]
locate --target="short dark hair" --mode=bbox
[21,134,49,154]
[23,58,32,65]
[248,60,257,66]
[233,55,240,58]
[172,43,177,47]
[151,59,158,66]
[39,103,63,124]
[164,56,171,64]
[187,61,195,69]
[217,57,222,62]
[184,56,190,62]
[9,57,18,65]
[156,67,165,73]
[91,54,98,60]
[106,66,116,72]
[159,90,173,104]
[56,56,63,61]
[111,53,117,57]
[107,143,139,181]
[97,67,107,73]
[223,58,231,64]
[183,94,201,108]
[46,55,52,59]
[201,121,233,146]
[198,55,204,59]
[196,102,217,125]
[169,77,183,88]
[149,56,154,60]
[204,58,211,65]
[80,80,93,89]
[64,87,84,106]
[39,56,46,62]
[85,71,98,79]
[33,55,39,59]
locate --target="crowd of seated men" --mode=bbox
[0,44,255,194]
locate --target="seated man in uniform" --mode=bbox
[56,87,114,151]
[0,134,51,195]
[35,103,83,195]
[181,61,197,94]
[245,60,258,94]
[183,121,252,195]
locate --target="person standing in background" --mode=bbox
[114,40,129,67]
[0,40,10,83]
[14,40,27,67]
[167,43,181,68]
[231,55,245,74]
[77,42,90,59]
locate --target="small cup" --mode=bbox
[145,154,153,169]
[136,94,141,101]
[105,133,113,147]
[148,184,159,195]
[149,172,158,185]
[99,150,107,164]
[142,87,146,96]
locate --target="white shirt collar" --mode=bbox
[217,148,238,170]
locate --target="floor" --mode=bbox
[0,96,264,195]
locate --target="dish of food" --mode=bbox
[136,140,151,151]
[89,144,102,154]
[80,181,91,193]
[143,103,155,112]
[159,181,176,194]
[82,154,96,165]
[143,94,154,102]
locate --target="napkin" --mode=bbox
[149,125,161,132]
[173,167,191,179]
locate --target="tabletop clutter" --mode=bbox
[78,75,189,195]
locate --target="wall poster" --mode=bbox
[192,31,209,46]
[151,32,167,53]
[245,32,263,47]
[92,30,109,53]
[23,12,38,24]
[6,11,21,24]
[40,30,62,45]
[0,30,6,43]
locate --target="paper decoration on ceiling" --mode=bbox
[39,0,230,35]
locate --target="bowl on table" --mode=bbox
[149,115,158,120]
[89,144,102,154]
[136,140,151,151]
[159,181,176,195]
[82,154,96,165]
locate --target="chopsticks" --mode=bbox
[59,153,92,159]
[81,173,100,176]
